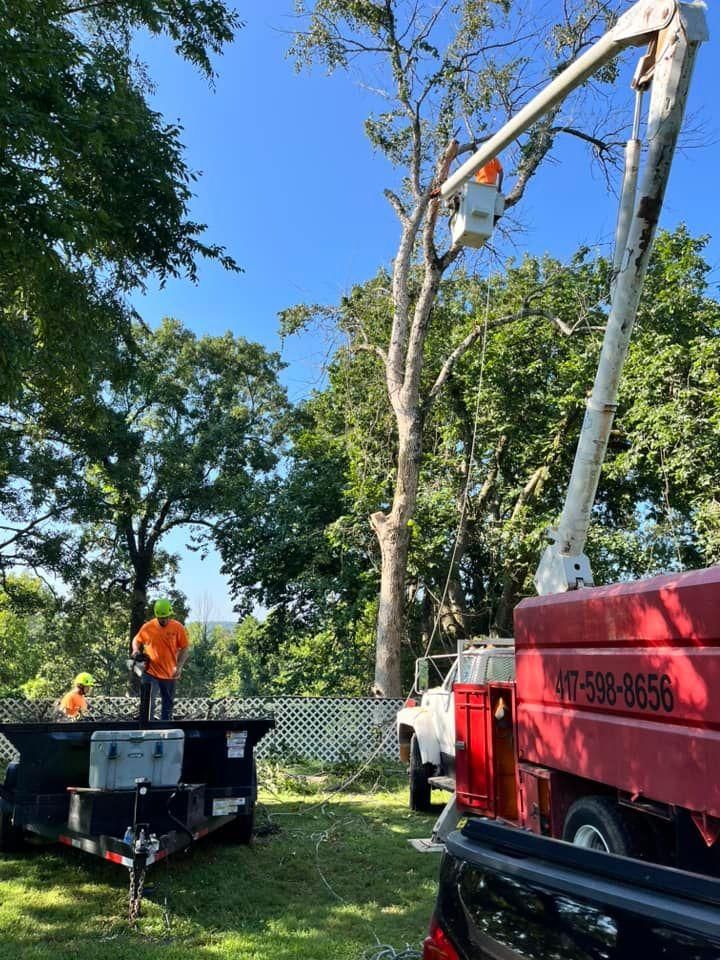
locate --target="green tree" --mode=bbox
[79,320,290,641]
[1,0,244,595]
[2,318,290,644]
[288,0,629,695]
[1,0,240,400]
[210,617,267,697]
[256,229,720,691]
[1,566,191,701]
[218,396,380,693]
[0,574,54,697]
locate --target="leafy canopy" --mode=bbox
[252,228,720,674]
[0,0,241,399]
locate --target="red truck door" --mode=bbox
[454,684,494,815]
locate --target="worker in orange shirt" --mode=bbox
[475,156,503,189]
[132,598,190,721]
[59,672,95,719]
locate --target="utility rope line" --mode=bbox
[421,271,493,664]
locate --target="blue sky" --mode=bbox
[133,1,719,621]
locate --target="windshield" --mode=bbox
[443,662,458,689]
[458,656,478,684]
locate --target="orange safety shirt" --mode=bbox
[134,618,190,680]
[475,157,503,186]
[60,690,87,718]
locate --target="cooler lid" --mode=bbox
[90,728,185,742]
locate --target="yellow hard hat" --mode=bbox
[154,598,173,618]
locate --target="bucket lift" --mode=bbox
[450,182,505,248]
[442,0,708,595]
[420,0,708,847]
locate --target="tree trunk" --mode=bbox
[371,414,422,697]
[129,555,152,648]
[130,583,148,646]
[440,573,469,640]
[372,516,410,697]
[493,570,524,636]
[127,553,152,695]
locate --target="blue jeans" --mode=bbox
[141,674,176,721]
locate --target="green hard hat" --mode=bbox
[154,598,173,618]
[74,672,95,687]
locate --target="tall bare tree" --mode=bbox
[290,0,626,695]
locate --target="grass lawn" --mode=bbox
[0,768,445,959]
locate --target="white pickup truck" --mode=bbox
[396,640,514,810]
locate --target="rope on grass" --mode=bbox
[361,945,422,959]
[255,741,427,960]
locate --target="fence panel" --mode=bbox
[0,696,403,766]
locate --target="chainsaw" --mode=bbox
[127,649,151,680]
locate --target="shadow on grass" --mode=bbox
[0,790,440,960]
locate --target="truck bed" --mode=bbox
[514,565,720,820]
[430,820,720,959]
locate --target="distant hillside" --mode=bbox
[187,620,237,632]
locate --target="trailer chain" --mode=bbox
[128,862,147,923]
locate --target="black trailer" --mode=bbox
[0,717,274,918]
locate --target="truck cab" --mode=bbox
[397,640,514,811]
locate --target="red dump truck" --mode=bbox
[454,565,720,873]
[425,0,714,876]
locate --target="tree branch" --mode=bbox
[387,202,429,409]
[62,0,123,14]
[550,125,624,156]
[475,434,508,511]
[352,342,389,365]
[146,499,173,551]
[123,519,139,566]
[0,511,57,551]
[504,107,562,210]
[384,188,408,225]
[162,516,220,535]
[425,307,572,413]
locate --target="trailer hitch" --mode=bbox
[127,826,160,921]
[127,777,159,922]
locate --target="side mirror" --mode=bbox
[416,658,430,693]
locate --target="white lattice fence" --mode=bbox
[0,696,403,766]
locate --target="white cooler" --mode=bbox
[89,729,184,790]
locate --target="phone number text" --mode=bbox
[554,670,675,713]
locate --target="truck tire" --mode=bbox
[223,805,255,844]
[409,734,433,812]
[562,796,636,856]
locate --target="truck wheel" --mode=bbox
[562,796,635,856]
[223,805,255,844]
[409,735,433,812]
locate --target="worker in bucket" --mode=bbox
[132,598,190,721]
[59,672,95,719]
[475,156,503,189]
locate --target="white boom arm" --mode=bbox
[440,0,708,594]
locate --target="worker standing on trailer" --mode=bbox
[132,598,190,721]
[59,672,95,719]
